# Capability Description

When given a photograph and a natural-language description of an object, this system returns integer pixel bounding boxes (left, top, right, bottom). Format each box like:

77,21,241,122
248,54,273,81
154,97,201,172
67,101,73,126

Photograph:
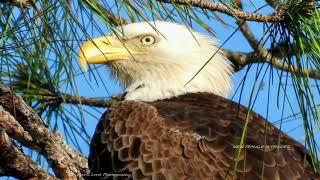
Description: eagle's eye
140,35,156,45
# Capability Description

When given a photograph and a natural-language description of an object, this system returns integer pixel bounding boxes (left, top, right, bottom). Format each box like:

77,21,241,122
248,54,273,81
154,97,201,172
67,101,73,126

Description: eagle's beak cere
78,35,141,71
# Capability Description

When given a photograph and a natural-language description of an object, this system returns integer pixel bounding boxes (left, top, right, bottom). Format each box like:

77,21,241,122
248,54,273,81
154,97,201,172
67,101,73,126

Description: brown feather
88,93,320,179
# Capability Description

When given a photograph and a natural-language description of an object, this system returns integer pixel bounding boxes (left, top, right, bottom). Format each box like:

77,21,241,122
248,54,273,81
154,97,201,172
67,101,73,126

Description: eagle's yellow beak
78,36,141,71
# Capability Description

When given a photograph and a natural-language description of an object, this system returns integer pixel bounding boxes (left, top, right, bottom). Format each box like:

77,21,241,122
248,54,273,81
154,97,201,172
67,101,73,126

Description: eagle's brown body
89,93,319,179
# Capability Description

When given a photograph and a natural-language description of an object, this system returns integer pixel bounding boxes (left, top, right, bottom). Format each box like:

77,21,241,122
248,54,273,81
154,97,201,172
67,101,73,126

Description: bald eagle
79,21,319,179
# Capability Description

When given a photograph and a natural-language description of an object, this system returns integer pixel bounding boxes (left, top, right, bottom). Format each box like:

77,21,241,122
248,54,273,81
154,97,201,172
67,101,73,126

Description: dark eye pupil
145,38,151,42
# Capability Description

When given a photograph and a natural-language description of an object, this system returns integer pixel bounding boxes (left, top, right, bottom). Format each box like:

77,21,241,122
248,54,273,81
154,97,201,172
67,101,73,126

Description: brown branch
0,105,89,179
234,1,266,60
223,0,315,75
157,0,284,22
39,93,121,108
0,81,89,179
62,94,119,107
0,129,56,179
0,106,34,147
234,1,260,50
226,1,320,79
226,50,320,79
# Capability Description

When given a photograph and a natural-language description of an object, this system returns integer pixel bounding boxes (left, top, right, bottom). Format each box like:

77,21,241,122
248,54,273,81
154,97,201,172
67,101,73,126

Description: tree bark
0,82,89,179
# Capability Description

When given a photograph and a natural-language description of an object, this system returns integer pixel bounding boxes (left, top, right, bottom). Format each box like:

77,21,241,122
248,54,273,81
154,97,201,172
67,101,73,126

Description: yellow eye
140,35,156,45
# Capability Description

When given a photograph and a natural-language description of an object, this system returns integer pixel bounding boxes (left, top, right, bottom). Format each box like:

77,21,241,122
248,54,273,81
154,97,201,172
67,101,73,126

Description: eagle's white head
79,21,233,101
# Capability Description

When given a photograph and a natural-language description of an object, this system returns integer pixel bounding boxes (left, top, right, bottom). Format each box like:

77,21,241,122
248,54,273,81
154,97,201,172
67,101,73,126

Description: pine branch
0,81,89,179
227,1,320,79
40,93,121,108
234,0,260,50
156,0,284,22
0,129,56,179
0,105,34,148
226,50,320,79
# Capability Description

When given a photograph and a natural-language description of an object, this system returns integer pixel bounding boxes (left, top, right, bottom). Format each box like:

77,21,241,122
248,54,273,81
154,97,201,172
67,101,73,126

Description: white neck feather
110,49,233,102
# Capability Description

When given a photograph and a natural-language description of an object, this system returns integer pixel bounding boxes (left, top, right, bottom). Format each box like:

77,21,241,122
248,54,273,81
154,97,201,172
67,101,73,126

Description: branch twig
157,0,284,22
226,50,320,79
41,93,119,108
